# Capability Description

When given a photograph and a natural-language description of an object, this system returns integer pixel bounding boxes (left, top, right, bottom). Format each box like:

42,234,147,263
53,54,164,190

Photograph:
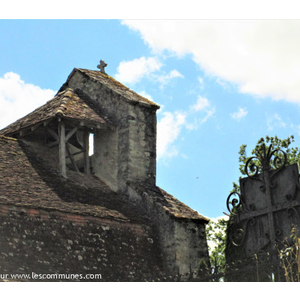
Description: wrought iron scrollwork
226,191,255,214
245,144,287,193
286,207,300,221
286,171,300,201
254,250,270,263
245,144,287,178
228,218,255,247
245,156,261,178
226,192,242,214
272,149,287,169
228,224,245,247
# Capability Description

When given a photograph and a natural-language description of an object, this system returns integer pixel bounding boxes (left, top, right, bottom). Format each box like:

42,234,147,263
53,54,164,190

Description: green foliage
278,226,300,282
206,218,228,273
232,135,300,192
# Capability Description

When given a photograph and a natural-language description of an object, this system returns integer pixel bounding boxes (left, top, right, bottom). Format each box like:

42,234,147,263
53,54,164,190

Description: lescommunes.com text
0,272,102,281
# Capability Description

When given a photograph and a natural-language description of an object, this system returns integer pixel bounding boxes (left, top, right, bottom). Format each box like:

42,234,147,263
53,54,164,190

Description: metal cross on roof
97,60,107,74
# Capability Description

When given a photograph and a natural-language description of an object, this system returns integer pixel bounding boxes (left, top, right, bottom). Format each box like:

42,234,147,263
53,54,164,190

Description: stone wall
66,71,157,192
127,103,157,186
0,204,163,281
173,219,208,273
127,185,210,275
92,128,119,191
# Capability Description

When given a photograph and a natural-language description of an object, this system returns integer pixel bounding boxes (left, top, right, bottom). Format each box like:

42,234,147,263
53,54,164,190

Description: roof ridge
75,68,160,108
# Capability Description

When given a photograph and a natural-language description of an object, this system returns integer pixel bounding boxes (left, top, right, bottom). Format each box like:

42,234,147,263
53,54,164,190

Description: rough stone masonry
0,65,210,281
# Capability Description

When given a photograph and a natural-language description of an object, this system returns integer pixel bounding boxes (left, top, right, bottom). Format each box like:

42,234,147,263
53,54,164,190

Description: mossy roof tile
0,88,113,136
0,136,145,223
128,182,209,222
0,136,207,223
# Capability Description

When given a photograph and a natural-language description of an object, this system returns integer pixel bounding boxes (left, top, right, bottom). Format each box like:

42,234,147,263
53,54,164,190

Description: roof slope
0,136,143,223
0,135,207,223
159,188,209,222
65,68,160,108
130,182,209,223
0,88,113,136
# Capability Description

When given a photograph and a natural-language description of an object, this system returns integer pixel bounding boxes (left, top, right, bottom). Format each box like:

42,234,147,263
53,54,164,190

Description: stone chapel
0,63,210,281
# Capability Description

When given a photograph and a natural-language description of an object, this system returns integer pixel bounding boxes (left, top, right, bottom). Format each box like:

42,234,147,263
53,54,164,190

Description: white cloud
190,96,209,112
156,69,184,87
201,107,215,124
157,96,214,159
115,56,162,84
122,20,300,103
137,90,155,103
266,113,286,130
169,69,183,78
230,107,248,121
157,111,187,159
186,108,215,131
198,77,204,89
0,72,56,130
187,96,215,130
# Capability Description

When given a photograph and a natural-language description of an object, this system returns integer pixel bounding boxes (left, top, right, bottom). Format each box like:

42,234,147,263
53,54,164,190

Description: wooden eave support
66,150,84,158
43,119,52,127
58,121,67,178
19,129,26,137
66,142,80,173
15,118,55,138
46,127,59,141
65,126,78,142
45,126,59,148
47,141,59,148
58,120,83,177
83,130,90,175
31,123,41,132
56,117,102,177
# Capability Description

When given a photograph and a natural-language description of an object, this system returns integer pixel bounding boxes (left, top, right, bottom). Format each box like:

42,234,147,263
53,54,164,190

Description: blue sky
1,19,300,219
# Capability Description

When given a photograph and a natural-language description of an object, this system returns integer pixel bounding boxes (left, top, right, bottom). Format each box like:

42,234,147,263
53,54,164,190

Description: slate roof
0,136,139,223
0,88,113,137
64,68,160,108
159,188,209,222
0,135,208,223
129,182,209,223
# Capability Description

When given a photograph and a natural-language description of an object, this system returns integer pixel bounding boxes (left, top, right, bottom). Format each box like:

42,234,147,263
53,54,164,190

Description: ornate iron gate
226,144,300,281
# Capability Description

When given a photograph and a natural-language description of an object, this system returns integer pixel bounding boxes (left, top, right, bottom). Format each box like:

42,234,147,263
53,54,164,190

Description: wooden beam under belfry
66,142,80,173
59,122,67,178
65,126,78,142
46,127,59,141
83,130,90,175
31,123,40,132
